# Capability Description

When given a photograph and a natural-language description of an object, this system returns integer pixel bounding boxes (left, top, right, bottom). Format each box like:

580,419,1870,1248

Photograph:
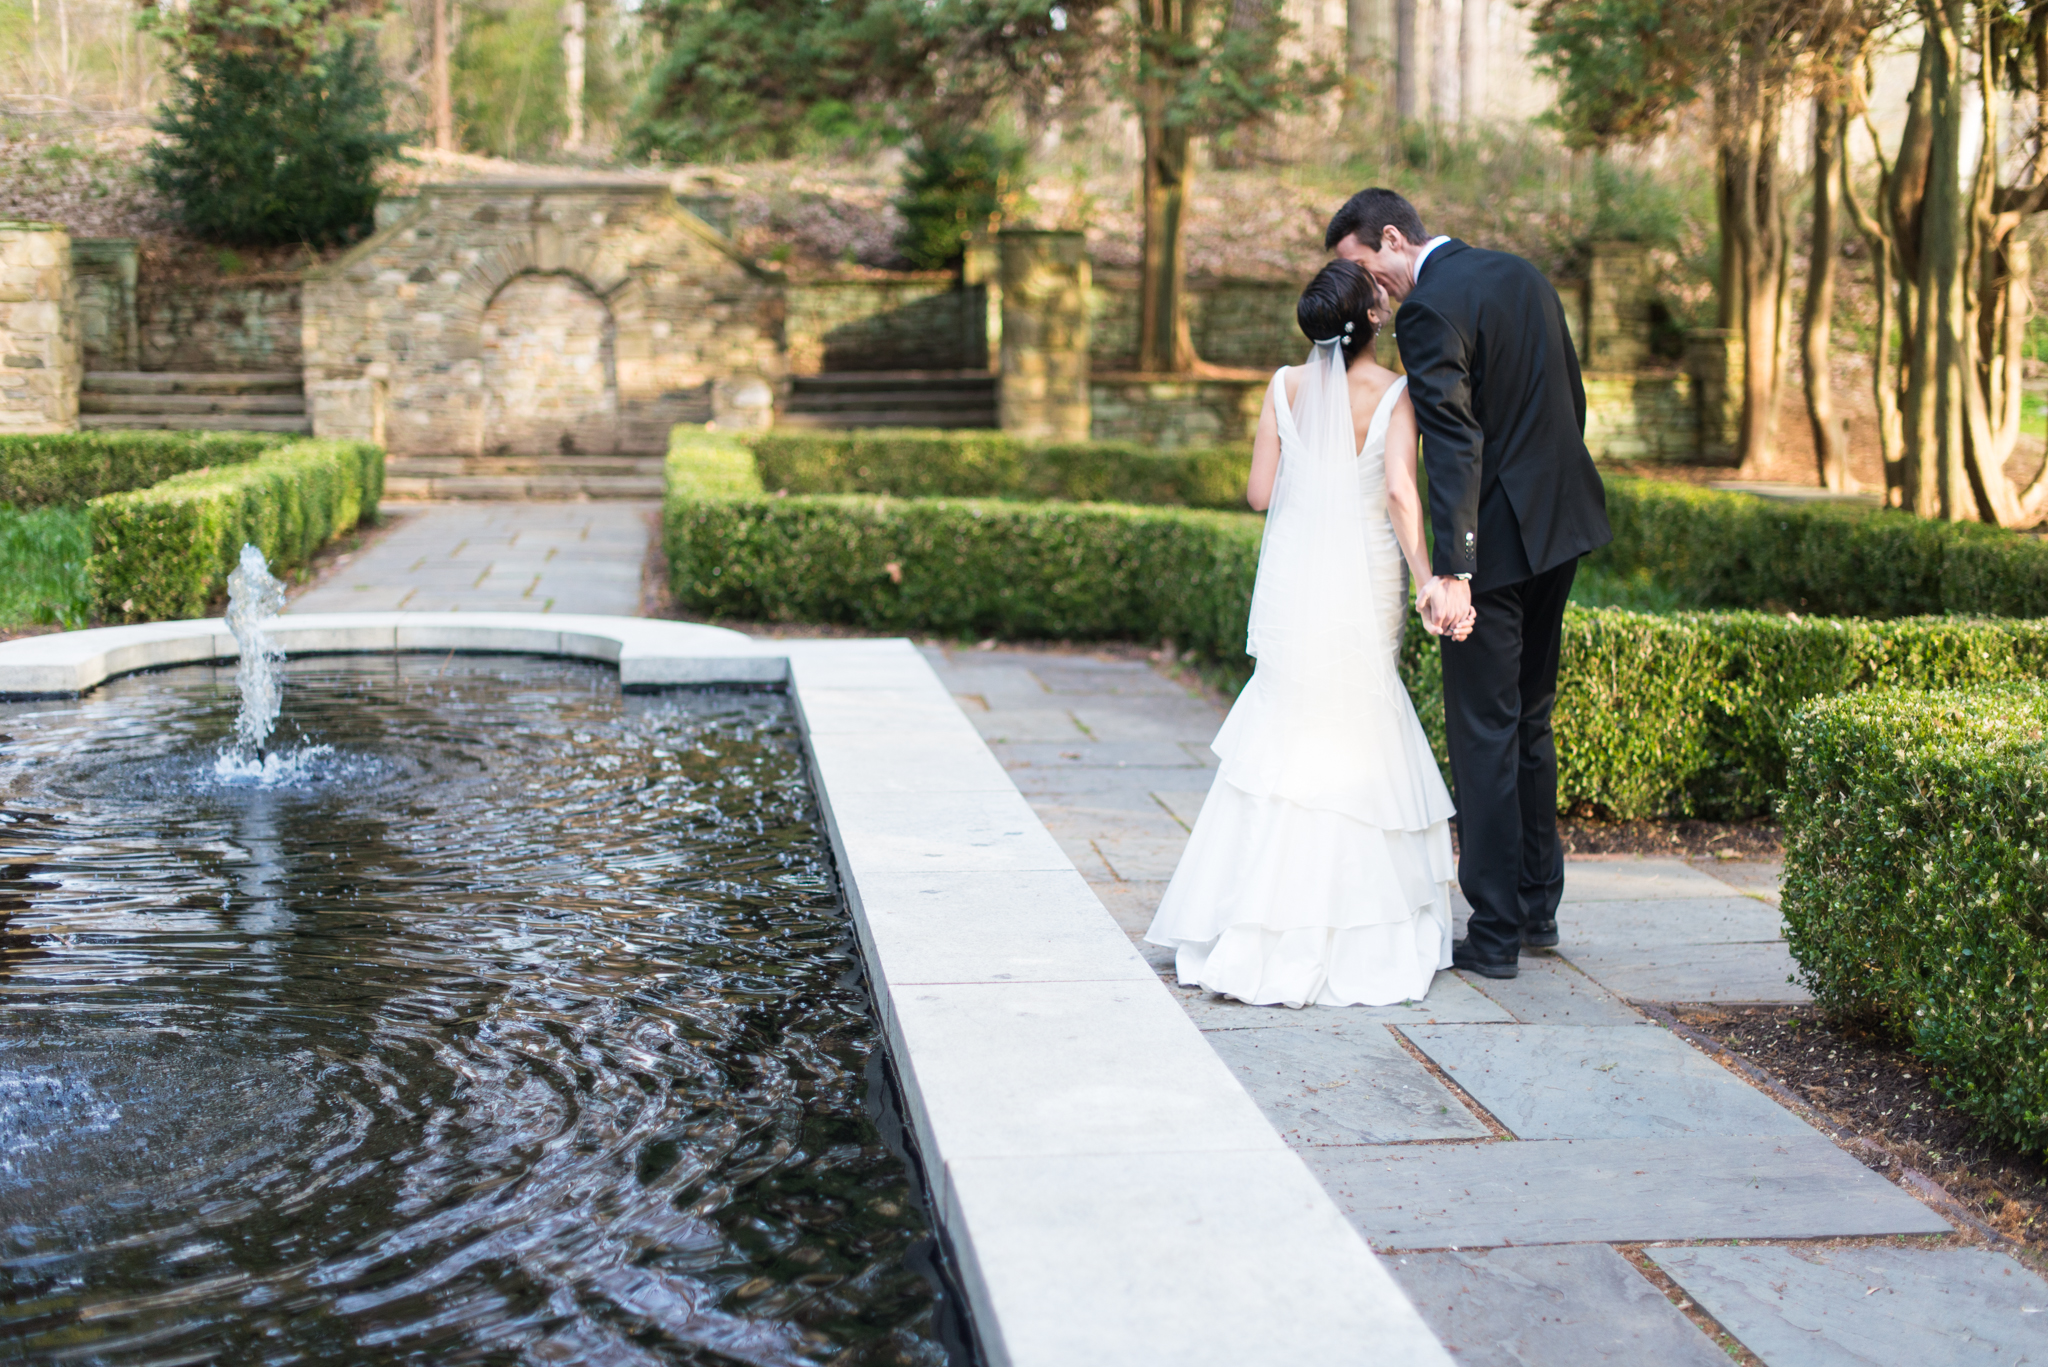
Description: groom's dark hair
1324,188,1427,252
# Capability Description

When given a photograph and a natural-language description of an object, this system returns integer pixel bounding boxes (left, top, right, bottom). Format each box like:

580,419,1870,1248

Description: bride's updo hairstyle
1297,259,1379,366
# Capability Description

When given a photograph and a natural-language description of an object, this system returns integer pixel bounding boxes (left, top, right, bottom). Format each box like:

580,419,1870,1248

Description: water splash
224,544,287,756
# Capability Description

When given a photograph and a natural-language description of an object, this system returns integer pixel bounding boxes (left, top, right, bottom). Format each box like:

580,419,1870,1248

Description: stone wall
72,237,137,371
1089,375,1264,448
303,180,782,456
0,222,79,434
1090,272,1302,374
784,275,990,374
139,278,303,372
1582,370,1697,463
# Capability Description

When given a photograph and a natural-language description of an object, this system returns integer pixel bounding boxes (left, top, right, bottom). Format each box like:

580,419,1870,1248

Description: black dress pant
1439,556,1577,965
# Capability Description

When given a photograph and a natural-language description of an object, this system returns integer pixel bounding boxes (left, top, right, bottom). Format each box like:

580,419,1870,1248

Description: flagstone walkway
290,502,654,616
921,642,2048,1367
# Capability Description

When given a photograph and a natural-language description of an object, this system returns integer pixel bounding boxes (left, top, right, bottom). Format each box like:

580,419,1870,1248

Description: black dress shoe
1522,918,1559,950
1451,938,1519,979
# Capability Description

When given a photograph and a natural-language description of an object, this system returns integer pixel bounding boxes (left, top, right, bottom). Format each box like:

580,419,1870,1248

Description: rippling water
0,657,957,1366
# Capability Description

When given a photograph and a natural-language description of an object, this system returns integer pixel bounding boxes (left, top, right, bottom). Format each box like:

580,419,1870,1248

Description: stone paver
1386,1244,1733,1367
1403,1022,1811,1140
290,501,654,615
1205,1023,1494,1145
920,643,1966,1367
1307,1134,1950,1249
1650,1245,2048,1366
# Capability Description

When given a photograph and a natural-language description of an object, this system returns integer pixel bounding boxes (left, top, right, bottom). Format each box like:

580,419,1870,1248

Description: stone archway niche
480,273,618,454
302,180,782,457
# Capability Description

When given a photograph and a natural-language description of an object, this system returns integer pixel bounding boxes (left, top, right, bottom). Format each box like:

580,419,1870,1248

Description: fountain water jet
225,544,287,754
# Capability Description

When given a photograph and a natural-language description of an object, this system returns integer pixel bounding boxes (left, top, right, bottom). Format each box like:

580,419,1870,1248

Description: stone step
84,371,304,396
788,369,998,394
776,408,1000,430
82,392,308,415
388,455,665,479
784,390,1001,414
383,473,665,501
79,413,315,434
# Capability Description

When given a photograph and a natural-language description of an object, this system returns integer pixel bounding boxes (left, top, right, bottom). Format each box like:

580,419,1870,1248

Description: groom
1327,188,1611,981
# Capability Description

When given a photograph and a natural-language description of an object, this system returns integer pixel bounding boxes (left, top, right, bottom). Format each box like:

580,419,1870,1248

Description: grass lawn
0,504,91,629
1568,559,1697,613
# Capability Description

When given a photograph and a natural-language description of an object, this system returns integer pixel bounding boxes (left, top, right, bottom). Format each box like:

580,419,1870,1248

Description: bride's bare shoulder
1349,362,1401,414
1278,364,1302,405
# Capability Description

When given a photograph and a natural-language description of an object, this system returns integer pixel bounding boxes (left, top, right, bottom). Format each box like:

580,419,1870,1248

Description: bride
1145,258,1473,1009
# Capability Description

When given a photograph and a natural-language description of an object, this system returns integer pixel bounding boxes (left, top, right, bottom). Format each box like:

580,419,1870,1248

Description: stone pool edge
0,613,1452,1367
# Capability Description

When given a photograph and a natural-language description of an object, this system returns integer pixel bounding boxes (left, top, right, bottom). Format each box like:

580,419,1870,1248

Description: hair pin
1344,321,1355,334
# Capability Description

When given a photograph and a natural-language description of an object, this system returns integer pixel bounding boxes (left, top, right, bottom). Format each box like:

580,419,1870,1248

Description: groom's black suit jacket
1394,240,1612,591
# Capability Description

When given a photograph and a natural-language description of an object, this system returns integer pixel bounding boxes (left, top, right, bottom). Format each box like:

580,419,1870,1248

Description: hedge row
88,439,384,621
0,430,293,507
747,428,1251,509
1781,683,2048,1153
1600,475,2048,618
668,431,2048,818
733,429,2048,618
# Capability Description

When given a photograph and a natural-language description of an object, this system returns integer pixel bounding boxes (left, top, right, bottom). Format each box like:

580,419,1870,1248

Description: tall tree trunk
1723,57,1788,478
1432,0,1458,123
1138,0,1200,374
1841,56,1908,504
1804,94,1851,491
562,0,586,149
1897,0,1971,519
431,0,453,152
1346,0,1392,138
1395,0,1420,122
1459,0,1485,126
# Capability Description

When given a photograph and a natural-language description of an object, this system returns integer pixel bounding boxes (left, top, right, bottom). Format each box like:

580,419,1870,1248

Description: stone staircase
383,455,666,501
777,370,999,430
80,372,312,434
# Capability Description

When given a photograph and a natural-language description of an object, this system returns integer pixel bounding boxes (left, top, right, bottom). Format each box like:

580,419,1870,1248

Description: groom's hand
1434,577,1472,631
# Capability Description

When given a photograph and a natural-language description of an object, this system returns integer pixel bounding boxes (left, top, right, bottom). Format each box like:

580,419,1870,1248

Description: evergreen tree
148,16,404,247
894,127,1027,269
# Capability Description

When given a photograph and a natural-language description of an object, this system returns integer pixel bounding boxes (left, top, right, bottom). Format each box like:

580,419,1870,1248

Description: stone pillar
0,221,79,435
1583,241,1652,373
998,229,1090,441
71,237,138,371
962,230,1001,373
1686,328,1743,465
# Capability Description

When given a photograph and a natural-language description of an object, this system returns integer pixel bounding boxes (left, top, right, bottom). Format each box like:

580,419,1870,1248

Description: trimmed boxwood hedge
667,430,2048,819
89,438,384,622
0,430,293,507
732,429,2048,618
748,428,1251,509
1781,683,2048,1153
1599,475,2048,618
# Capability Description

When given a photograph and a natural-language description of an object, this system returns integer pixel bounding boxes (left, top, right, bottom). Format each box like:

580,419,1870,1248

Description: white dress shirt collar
1412,235,1453,282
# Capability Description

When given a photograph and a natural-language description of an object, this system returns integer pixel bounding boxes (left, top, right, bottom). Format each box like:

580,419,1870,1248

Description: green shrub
88,439,384,621
671,429,2048,818
1780,683,2048,1154
0,504,92,628
148,34,402,247
745,429,1252,509
1598,476,2048,618
895,126,1026,269
0,431,292,507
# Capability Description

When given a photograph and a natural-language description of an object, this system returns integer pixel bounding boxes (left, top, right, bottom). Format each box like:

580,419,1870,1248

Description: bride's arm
1385,394,1474,640
1247,380,1282,511
1383,395,1434,590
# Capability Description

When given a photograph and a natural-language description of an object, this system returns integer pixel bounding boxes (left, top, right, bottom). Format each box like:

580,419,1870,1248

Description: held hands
1417,576,1477,641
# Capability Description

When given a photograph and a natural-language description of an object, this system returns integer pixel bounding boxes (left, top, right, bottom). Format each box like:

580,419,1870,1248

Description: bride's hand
1416,577,1445,634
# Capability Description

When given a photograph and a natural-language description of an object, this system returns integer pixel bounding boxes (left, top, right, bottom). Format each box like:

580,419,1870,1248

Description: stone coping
0,614,1450,1367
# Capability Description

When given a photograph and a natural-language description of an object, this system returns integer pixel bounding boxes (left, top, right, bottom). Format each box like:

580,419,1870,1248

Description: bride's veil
1245,337,1396,708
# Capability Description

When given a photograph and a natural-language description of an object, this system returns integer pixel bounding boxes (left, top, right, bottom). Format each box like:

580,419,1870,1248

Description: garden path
925,642,2048,1367
289,502,654,616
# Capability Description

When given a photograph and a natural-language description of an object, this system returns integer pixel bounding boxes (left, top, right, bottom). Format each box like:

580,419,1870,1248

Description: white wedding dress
1144,342,1457,1007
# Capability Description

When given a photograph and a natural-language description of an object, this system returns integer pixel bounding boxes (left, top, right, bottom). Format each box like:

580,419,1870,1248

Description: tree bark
1346,0,1392,137
1137,0,1200,374
1804,94,1851,491
562,0,586,150
1722,55,1788,478
431,0,453,152
1459,0,1486,126
1839,81,1906,502
1432,0,1458,123
1395,0,1420,122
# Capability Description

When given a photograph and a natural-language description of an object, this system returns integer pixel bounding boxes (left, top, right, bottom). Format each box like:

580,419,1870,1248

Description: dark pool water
0,656,955,1366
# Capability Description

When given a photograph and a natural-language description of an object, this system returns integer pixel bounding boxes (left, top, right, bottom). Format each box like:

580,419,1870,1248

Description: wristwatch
1453,573,1472,581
